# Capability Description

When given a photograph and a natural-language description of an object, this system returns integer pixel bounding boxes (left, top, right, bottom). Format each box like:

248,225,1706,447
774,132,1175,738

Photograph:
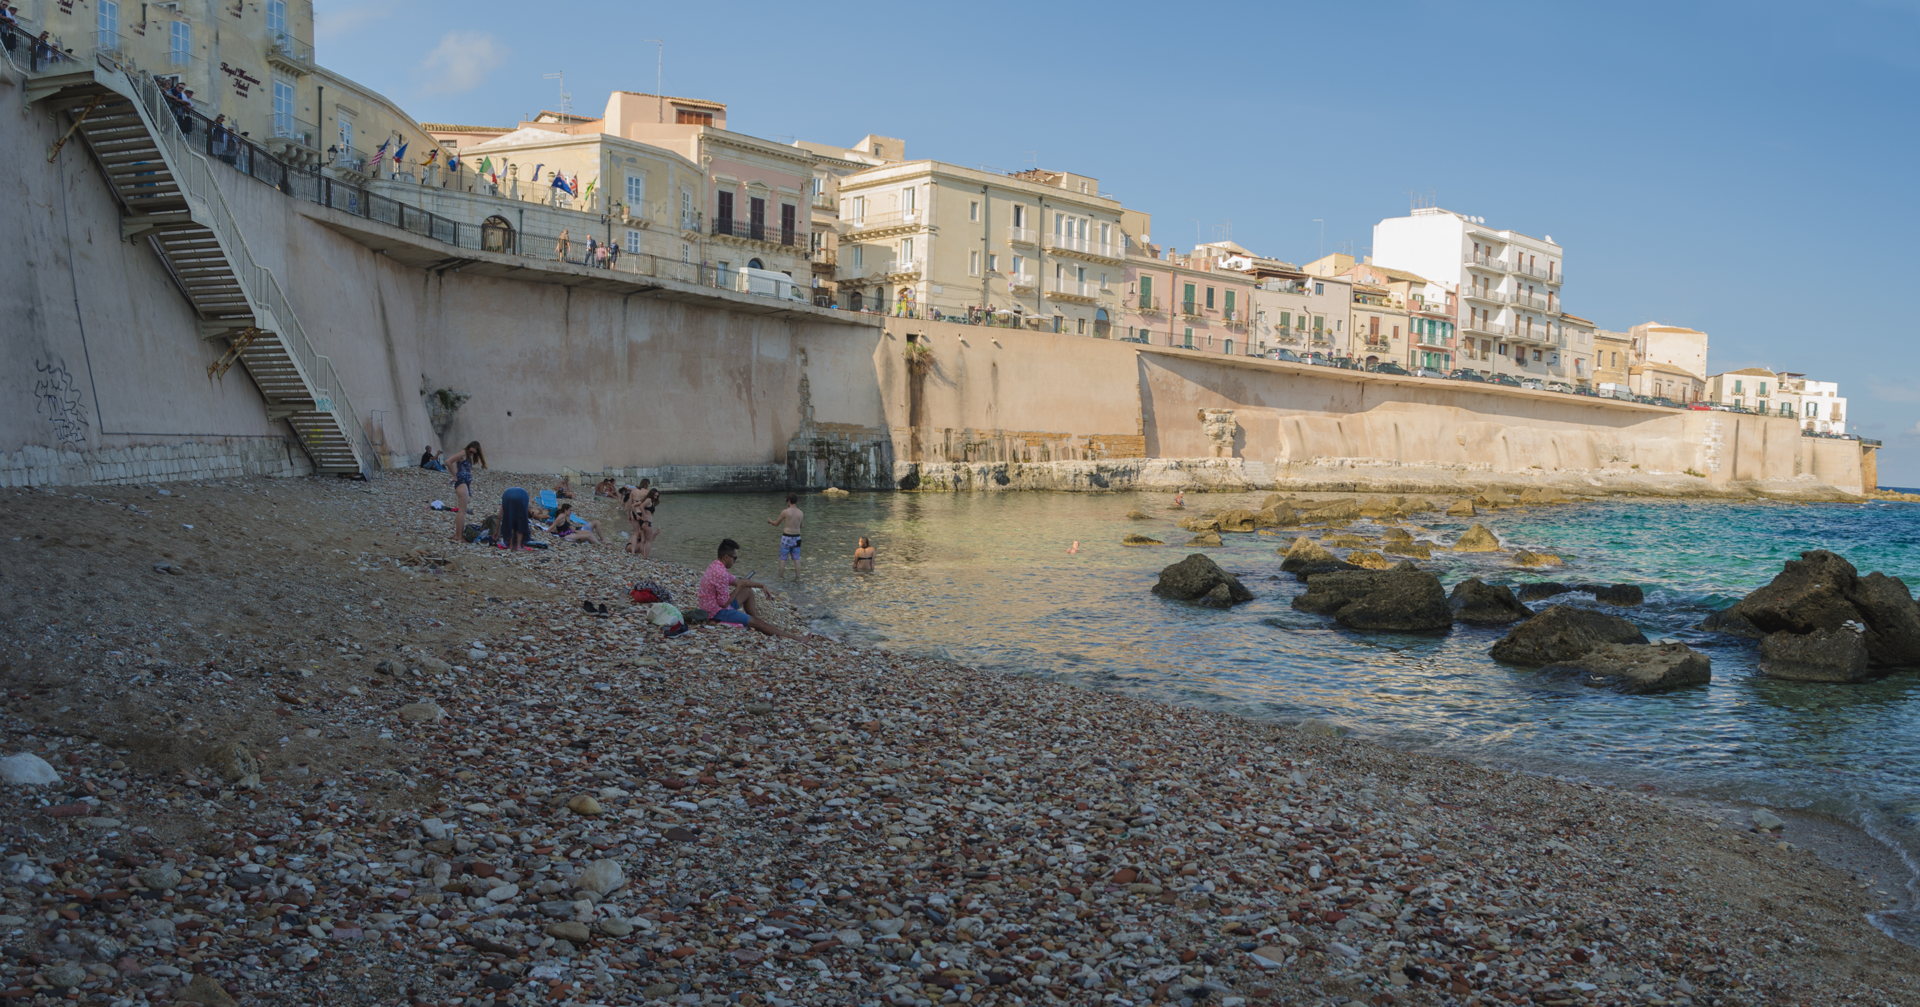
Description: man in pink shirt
697,538,804,639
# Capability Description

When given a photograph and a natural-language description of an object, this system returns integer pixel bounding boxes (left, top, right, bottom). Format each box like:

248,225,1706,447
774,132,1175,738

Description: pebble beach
1,470,1916,1006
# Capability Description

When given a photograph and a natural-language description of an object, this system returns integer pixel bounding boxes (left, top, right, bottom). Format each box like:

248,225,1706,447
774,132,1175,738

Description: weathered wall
0,72,310,486
0,65,1871,497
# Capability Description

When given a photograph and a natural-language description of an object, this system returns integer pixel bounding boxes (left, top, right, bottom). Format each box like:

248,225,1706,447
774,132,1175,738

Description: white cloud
313,4,390,43
419,31,508,96
1910,419,1920,436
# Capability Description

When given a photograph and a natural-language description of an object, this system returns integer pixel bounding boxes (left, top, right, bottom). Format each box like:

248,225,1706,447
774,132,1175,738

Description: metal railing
1508,290,1551,310
1048,279,1093,298
1463,321,1512,337
1134,295,1162,312
267,32,314,66
811,192,836,211
127,69,377,473
271,115,320,148
1180,300,1204,317
1,16,79,72
1517,262,1561,283
1463,286,1501,303
710,217,799,246
1006,225,1038,244
1008,271,1037,289
1468,254,1505,271
843,210,922,232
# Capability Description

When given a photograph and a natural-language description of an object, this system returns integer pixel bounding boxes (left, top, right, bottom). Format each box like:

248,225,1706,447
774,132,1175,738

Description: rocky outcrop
1489,605,1648,666
1215,509,1259,533
1760,627,1877,683
1581,584,1645,607
1152,554,1253,606
1543,642,1711,693
1448,579,1533,626
1346,550,1394,570
1516,582,1571,602
1280,537,1356,578
1452,524,1501,553
1178,515,1221,534
1122,534,1163,547
1257,505,1301,528
1702,551,1920,668
1293,569,1452,633
1511,549,1563,568
1446,498,1477,517
1385,541,1434,559
1187,531,1224,547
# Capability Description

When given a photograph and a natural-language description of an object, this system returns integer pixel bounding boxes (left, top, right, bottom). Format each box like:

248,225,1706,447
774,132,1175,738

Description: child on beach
852,537,876,572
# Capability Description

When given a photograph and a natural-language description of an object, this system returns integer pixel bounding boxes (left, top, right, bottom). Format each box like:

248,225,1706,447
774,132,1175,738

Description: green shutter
1225,291,1235,314
1279,311,1291,330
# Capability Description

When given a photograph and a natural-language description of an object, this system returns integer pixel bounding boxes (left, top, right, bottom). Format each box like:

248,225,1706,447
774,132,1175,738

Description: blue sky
314,0,1920,486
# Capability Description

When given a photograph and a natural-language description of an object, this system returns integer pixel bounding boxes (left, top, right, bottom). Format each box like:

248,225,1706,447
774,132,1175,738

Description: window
1138,275,1153,308
97,1,119,52
271,78,295,139
169,20,191,65
1313,282,1324,295
717,191,735,228
780,204,796,245
748,196,766,240
1076,266,1086,287
969,200,980,222
1100,222,1111,249
969,251,981,276
1182,283,1196,311
1312,315,1325,334
847,195,864,222
625,230,641,254
987,253,998,273
1076,318,1087,334
681,188,694,229
266,0,287,39
1224,290,1235,318
337,116,352,151
851,246,863,270
681,243,691,263
716,260,732,284
1012,254,1025,278
1182,327,1194,349
1278,310,1291,331
1759,382,1769,396
1733,379,1743,394
675,109,714,125
1012,205,1025,228
1205,287,1215,310
901,186,916,214
900,237,915,265
1052,315,1064,333
626,175,646,207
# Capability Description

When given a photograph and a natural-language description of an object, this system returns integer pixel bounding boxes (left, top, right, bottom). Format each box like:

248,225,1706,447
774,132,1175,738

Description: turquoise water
640,490,1920,940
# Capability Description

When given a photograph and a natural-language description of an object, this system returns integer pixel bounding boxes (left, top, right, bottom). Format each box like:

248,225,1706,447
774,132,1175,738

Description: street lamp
507,163,519,201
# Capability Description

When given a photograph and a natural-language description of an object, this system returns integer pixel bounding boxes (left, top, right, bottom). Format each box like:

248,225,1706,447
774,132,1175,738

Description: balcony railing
1180,300,1204,317
1049,279,1093,298
811,192,837,211
1008,271,1037,289
1463,287,1502,303
1007,225,1038,245
1134,295,1161,313
267,32,314,70
1517,262,1562,283
1363,338,1392,352
1463,320,1512,337
844,210,922,233
711,218,799,246
270,115,320,150
1468,254,1505,271
1508,290,1551,311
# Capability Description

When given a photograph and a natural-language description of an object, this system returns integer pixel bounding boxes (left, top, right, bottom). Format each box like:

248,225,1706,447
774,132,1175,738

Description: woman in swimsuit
551,503,603,545
852,537,876,572
637,487,662,559
621,483,653,556
447,441,486,542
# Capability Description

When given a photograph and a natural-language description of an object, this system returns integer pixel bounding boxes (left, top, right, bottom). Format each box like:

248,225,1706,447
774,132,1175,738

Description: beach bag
630,580,672,604
647,603,683,627
462,522,484,543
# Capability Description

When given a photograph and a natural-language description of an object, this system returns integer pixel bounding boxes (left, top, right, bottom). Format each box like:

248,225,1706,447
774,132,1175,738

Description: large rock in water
1215,509,1259,533
1516,582,1572,602
1703,551,1920,668
1489,605,1647,666
1448,579,1533,626
1760,627,1876,683
1152,554,1253,606
1543,642,1711,694
1452,524,1501,552
1580,584,1645,607
1280,537,1357,578
1293,569,1452,632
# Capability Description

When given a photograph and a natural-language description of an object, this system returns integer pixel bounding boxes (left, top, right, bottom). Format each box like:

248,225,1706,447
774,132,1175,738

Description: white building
1705,369,1847,434
1371,208,1569,380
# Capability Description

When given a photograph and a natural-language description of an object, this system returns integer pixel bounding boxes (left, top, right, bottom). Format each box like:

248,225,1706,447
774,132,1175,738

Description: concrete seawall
0,75,1870,496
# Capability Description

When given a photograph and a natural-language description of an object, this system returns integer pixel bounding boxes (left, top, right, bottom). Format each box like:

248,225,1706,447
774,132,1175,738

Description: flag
393,139,409,163
447,153,461,173
532,163,545,182
582,176,597,204
551,173,576,196
477,155,494,183
363,139,389,173
420,148,438,166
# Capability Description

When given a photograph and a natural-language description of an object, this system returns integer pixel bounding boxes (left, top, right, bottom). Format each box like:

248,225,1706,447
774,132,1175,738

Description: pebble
397,701,445,723
1752,809,1787,832
0,752,59,786
577,858,625,895
566,794,605,816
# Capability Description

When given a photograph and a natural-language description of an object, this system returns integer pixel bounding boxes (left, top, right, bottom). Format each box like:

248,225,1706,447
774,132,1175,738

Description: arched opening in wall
1093,308,1111,339
480,216,516,254
848,290,864,312
747,258,764,269
1366,355,1380,367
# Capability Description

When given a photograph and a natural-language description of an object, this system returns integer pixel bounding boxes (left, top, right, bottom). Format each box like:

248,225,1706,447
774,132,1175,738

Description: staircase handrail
122,66,377,476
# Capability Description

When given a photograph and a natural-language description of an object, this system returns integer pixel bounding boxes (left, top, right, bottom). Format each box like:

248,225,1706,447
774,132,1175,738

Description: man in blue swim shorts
768,494,805,579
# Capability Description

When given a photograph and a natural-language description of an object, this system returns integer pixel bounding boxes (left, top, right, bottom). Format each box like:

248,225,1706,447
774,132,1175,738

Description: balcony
1045,233,1126,261
1508,290,1551,311
1517,262,1562,283
1353,294,1399,308
1134,295,1162,314
1007,225,1038,245
810,248,837,271
1048,279,1096,302
1468,253,1506,272
811,192,837,211
267,32,315,75
265,116,321,164
1463,320,1512,338
889,258,921,277
843,211,924,237
1180,300,1205,318
1009,271,1037,292
711,218,800,247
1463,287,1502,305
1363,338,1392,352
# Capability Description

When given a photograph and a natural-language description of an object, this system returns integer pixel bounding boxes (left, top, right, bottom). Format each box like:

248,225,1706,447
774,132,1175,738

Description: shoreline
1,470,1916,1004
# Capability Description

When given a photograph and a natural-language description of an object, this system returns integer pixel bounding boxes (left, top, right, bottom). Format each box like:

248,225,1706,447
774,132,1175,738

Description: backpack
630,580,672,605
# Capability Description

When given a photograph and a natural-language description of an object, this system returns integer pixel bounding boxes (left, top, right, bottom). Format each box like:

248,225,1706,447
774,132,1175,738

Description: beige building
1630,323,1710,382
1594,329,1633,387
1558,313,1598,388
1629,363,1705,403
12,0,435,174
792,136,900,305
832,161,1128,331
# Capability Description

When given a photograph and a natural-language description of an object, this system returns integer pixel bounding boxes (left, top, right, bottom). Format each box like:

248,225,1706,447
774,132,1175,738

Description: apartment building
429,92,814,279
833,161,1127,332
792,135,901,305
12,0,433,173
1371,208,1568,380
1558,313,1597,387
1708,369,1848,432
1198,245,1352,356
1594,330,1633,386
1307,257,1455,370
1629,363,1705,403
1122,244,1258,353
1629,322,1710,382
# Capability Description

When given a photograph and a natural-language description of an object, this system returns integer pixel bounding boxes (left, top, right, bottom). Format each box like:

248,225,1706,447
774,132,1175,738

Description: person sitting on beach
419,445,445,471
697,538,803,640
768,494,804,578
594,477,618,498
852,537,876,572
553,477,574,500
549,503,602,545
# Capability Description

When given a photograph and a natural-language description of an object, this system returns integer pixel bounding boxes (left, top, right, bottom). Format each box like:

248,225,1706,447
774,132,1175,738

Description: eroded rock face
1280,537,1357,579
1452,524,1501,553
1703,551,1920,668
1293,570,1451,633
1516,582,1572,602
1542,642,1711,694
1216,510,1259,533
1760,627,1876,683
1581,584,1645,607
1152,554,1253,606
1448,579,1533,626
1489,605,1647,666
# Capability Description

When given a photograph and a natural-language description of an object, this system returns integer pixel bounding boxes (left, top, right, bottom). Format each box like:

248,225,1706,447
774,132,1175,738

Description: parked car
1413,367,1447,379
1545,381,1573,393
1448,369,1487,382
1648,397,1681,409
1266,348,1302,362
1688,402,1711,411
1488,374,1523,387
1369,361,1411,376
1596,382,1635,400
735,266,808,304
1519,378,1546,390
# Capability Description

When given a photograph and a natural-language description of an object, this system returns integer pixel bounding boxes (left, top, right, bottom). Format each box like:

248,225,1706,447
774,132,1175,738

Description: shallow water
640,490,1920,942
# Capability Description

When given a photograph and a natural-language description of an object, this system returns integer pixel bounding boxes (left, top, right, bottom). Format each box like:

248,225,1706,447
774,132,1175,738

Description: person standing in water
852,537,876,572
769,494,804,578
447,441,486,542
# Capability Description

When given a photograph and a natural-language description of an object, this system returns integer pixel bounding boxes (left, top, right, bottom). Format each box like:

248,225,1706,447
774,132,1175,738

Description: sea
641,489,1920,944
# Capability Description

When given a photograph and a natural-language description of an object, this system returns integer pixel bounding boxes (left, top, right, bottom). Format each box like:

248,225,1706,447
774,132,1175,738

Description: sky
313,0,1920,486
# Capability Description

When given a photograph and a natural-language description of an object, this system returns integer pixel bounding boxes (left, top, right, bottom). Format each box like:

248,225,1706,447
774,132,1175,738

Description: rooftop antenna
637,40,664,122
542,72,571,116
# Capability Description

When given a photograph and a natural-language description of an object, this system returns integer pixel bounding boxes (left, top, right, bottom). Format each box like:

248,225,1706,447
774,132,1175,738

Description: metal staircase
21,60,374,476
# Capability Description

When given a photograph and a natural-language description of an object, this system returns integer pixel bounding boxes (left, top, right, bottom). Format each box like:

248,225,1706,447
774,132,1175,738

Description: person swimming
852,536,876,572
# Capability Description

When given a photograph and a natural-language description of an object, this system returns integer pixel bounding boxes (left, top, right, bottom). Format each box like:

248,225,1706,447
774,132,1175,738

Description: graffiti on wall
34,358,90,447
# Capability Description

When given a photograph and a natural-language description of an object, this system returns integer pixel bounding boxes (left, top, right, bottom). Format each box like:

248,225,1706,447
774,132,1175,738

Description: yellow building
831,159,1128,331
1594,329,1633,387
13,0,435,173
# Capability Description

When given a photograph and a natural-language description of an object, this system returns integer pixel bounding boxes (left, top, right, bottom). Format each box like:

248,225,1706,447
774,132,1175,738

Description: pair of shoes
581,601,611,616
